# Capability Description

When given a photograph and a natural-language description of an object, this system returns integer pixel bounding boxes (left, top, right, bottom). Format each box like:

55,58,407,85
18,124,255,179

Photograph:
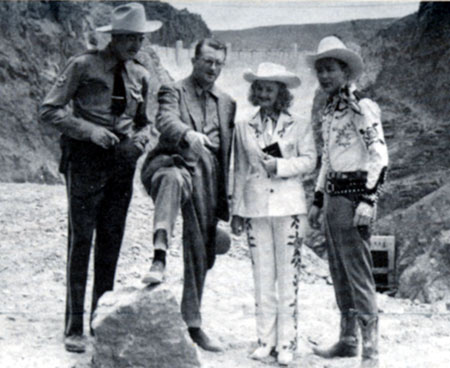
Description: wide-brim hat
306,36,364,81
243,62,301,88
96,2,162,34
215,228,231,255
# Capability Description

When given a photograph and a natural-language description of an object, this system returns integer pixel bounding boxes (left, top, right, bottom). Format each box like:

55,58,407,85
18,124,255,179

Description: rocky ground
1,181,450,368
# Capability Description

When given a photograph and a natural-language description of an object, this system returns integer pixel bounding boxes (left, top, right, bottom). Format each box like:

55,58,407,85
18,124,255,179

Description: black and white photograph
0,1,449,367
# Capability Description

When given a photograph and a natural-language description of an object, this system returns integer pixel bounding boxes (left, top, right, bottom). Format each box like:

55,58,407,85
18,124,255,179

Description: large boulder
376,184,450,303
92,285,201,368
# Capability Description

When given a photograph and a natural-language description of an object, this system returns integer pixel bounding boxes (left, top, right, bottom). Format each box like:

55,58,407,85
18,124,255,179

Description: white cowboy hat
306,36,364,81
96,2,162,34
243,62,301,88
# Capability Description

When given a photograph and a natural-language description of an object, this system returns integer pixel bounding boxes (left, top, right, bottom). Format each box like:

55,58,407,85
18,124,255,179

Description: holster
59,135,71,174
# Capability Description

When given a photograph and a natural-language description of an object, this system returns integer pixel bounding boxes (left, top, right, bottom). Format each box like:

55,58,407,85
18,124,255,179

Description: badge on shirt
56,74,68,87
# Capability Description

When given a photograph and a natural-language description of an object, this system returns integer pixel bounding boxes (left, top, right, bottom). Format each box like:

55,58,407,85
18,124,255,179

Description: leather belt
326,171,368,195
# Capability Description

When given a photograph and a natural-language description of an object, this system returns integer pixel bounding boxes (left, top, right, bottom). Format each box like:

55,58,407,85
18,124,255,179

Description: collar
249,109,294,138
101,43,129,71
260,109,280,124
250,108,290,126
191,76,219,99
324,84,361,115
247,107,292,121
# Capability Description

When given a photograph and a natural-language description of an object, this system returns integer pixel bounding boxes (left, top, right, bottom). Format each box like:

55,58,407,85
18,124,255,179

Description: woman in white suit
231,62,317,365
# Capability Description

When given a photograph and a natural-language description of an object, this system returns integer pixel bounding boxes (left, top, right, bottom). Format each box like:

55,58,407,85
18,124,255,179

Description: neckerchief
323,85,362,117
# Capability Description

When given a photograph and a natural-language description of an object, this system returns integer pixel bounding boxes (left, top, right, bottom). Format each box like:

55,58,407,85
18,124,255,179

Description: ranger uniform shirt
40,44,153,141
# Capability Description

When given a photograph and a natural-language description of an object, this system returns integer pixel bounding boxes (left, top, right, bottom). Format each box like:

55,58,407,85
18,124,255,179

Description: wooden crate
370,235,396,292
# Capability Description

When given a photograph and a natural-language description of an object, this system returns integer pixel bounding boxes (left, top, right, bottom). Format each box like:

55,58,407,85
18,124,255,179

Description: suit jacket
141,75,236,221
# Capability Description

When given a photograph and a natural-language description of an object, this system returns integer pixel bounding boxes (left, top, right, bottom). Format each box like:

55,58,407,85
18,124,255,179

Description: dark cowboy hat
215,228,231,255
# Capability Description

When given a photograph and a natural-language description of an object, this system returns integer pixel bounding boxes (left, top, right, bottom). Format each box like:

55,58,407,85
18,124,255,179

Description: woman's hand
262,155,277,175
231,215,245,236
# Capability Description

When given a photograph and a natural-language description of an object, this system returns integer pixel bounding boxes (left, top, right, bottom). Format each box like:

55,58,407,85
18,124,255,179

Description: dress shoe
250,344,275,360
188,328,223,352
64,335,87,353
142,260,165,285
277,349,294,366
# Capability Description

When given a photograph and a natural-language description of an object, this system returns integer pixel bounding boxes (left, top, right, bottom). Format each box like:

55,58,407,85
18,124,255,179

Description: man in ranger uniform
40,3,161,353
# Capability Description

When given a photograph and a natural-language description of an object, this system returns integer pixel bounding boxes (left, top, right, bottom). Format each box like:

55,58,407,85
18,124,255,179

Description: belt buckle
326,181,335,194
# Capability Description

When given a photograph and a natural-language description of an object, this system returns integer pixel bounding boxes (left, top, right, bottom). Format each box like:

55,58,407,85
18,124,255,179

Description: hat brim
243,71,301,88
306,48,364,81
96,20,162,34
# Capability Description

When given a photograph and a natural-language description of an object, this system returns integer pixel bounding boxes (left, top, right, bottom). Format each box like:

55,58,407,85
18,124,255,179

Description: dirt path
1,183,450,368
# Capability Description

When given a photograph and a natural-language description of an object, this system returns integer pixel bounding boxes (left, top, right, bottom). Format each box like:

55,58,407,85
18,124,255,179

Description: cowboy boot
313,309,359,358
359,316,379,368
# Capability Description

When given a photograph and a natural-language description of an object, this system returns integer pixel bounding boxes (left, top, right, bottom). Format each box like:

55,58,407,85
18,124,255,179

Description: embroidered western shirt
315,87,388,199
40,44,153,141
232,109,317,217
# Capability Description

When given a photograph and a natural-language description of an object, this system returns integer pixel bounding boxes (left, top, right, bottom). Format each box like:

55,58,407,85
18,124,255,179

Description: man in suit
141,38,236,352
39,3,161,353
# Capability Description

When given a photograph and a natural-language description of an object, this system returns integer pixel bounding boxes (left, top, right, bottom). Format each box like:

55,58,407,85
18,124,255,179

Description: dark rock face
376,184,450,303
144,2,211,47
95,1,211,47
365,2,450,302
363,2,450,120
0,1,208,183
92,286,201,368
359,2,450,215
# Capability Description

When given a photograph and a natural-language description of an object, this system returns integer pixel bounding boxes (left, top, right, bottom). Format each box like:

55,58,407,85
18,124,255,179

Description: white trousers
245,215,306,353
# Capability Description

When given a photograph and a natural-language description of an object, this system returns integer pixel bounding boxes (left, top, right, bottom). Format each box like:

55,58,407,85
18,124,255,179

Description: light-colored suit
231,108,316,353
141,75,236,327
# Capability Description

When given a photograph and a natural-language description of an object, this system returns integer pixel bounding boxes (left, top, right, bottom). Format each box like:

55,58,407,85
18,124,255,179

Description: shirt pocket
126,87,144,117
77,78,110,108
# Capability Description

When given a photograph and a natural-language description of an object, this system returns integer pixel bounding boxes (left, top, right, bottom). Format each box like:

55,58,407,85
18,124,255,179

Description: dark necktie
111,61,127,116
200,90,208,121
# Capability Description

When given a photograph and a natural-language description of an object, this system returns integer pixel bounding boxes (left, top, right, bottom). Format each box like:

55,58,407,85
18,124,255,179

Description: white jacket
232,109,317,217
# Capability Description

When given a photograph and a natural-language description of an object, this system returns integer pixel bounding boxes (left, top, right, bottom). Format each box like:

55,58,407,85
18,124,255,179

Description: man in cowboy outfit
307,36,388,367
140,38,236,352
40,3,162,353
